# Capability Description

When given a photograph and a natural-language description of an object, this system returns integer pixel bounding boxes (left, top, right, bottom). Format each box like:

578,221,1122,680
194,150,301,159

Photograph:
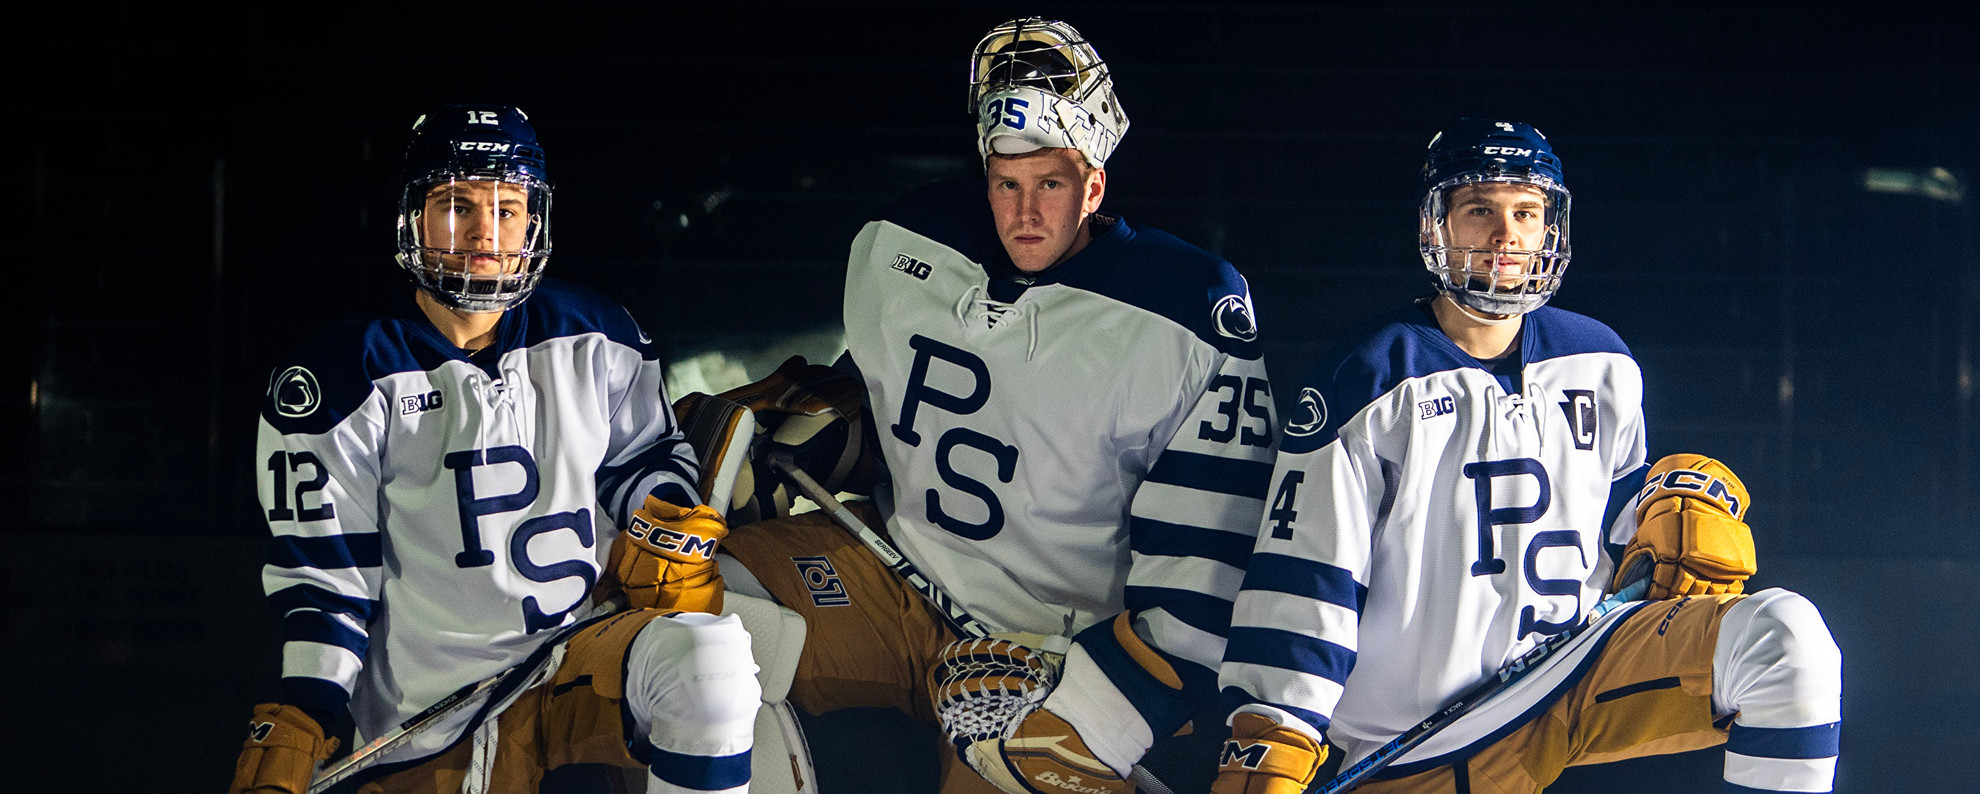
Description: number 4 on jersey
1267,471,1304,539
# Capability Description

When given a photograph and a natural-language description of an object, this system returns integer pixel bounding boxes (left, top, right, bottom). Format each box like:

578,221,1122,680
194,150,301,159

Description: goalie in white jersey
713,18,1275,794
229,104,759,794
1213,119,1842,794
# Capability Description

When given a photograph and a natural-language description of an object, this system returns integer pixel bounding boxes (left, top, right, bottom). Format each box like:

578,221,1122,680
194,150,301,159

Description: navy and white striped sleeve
1218,361,1381,740
1113,343,1277,706
257,359,389,719
593,326,701,523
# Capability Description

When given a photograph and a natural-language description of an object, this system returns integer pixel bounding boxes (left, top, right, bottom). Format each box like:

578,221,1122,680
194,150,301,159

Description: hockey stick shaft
767,456,1176,794
1317,575,1651,794
307,598,622,792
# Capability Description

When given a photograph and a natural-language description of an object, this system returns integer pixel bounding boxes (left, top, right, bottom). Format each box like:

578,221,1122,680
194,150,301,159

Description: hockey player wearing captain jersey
1212,119,1843,794
706,17,1276,794
229,104,760,794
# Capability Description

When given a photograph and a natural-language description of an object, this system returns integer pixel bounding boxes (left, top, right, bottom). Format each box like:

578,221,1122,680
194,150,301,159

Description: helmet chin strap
1443,292,1524,326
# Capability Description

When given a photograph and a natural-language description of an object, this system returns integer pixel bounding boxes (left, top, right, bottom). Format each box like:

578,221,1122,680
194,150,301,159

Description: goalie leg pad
706,356,879,525
673,392,759,517
718,505,956,721
721,591,809,704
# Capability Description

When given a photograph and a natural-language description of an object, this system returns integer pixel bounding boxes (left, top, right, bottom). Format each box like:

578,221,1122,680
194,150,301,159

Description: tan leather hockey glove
604,496,729,614
929,636,1130,794
1212,712,1328,794
228,703,338,794
1613,453,1757,600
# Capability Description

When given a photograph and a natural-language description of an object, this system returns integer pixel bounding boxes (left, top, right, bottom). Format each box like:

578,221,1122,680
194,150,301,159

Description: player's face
987,148,1106,273
417,180,533,275
1442,182,1552,290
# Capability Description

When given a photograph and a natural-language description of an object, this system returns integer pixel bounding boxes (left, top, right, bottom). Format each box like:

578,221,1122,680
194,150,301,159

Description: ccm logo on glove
624,515,719,559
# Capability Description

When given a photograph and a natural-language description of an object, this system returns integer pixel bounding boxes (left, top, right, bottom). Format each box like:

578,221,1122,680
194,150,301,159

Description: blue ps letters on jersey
892,334,1019,540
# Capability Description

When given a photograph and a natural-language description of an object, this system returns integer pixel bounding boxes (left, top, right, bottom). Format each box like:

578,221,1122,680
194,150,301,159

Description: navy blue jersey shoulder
1052,219,1262,359
884,178,1259,358
1279,305,1472,455
514,278,657,360
260,313,451,436
1521,305,1632,364
883,178,1003,266
261,279,652,436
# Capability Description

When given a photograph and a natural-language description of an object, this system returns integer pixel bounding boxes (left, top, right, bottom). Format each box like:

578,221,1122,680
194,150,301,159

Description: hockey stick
307,598,622,792
1316,565,1653,794
767,455,1176,794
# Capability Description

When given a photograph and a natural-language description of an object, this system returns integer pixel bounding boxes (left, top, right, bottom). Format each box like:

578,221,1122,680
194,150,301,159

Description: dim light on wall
1864,167,1965,203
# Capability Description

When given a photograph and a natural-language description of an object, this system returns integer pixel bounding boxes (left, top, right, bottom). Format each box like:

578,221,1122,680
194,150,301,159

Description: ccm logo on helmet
456,141,512,153
1481,146,1534,157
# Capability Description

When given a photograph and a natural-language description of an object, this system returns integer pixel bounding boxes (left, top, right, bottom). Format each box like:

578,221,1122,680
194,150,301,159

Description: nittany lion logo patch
1213,293,1258,342
1284,387,1328,437
272,366,321,418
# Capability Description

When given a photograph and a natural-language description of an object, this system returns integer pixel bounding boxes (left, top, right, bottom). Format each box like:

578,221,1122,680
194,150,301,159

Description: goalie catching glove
1211,711,1327,794
228,703,338,794
930,637,1129,794
1613,453,1757,600
602,495,729,613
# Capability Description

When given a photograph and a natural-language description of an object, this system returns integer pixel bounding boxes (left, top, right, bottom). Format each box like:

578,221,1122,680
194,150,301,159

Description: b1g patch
891,253,932,280
792,555,850,607
1417,394,1456,420
400,389,445,416
1558,389,1598,450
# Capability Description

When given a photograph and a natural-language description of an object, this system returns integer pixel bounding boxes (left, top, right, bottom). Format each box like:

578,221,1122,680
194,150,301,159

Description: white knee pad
722,593,814,794
626,612,762,792
1712,588,1843,726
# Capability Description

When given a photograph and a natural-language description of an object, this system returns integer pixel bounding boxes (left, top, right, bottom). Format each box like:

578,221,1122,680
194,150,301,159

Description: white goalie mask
1418,119,1572,318
969,18,1128,169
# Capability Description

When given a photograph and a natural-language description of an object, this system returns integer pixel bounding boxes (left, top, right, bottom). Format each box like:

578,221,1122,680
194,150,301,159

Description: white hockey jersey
255,279,697,763
844,179,1276,730
1219,298,1647,766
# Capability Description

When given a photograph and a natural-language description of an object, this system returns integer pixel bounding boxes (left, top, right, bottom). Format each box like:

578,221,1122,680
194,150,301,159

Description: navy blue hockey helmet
1418,118,1572,317
394,103,553,313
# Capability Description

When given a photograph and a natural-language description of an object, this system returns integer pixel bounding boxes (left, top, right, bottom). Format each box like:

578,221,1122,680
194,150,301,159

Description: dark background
6,2,1974,791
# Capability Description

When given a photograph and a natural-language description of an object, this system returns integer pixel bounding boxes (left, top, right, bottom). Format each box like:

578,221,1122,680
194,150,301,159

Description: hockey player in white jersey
712,18,1275,794
229,103,759,794
1212,119,1842,794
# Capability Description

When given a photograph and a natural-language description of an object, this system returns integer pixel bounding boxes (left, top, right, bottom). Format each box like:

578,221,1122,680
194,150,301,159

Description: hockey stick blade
766,455,1175,794
1317,576,1652,794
